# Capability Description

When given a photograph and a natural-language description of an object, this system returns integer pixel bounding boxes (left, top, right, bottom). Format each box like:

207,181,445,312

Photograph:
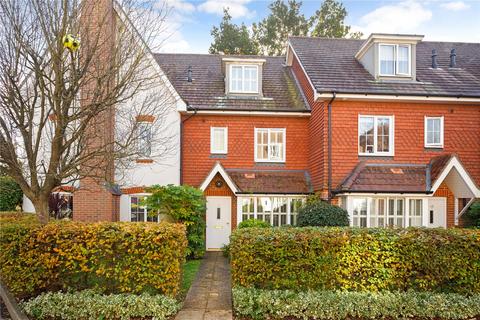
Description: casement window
137,122,152,158
229,65,259,93
210,127,228,154
408,199,423,227
358,116,394,156
130,196,159,222
350,197,424,228
424,116,444,148
239,196,305,227
379,44,411,76
255,128,286,162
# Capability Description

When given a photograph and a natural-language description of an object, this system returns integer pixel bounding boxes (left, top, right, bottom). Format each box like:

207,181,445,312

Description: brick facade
182,114,310,187
433,182,455,228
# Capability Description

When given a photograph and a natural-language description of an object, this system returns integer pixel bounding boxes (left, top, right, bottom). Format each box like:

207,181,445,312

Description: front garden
230,198,480,320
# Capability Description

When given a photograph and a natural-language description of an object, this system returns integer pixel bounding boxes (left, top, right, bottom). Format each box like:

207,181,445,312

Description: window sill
255,162,286,167
424,146,444,152
136,159,153,164
358,155,394,160
210,154,227,159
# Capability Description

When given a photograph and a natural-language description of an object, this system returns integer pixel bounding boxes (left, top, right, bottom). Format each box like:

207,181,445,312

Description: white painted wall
22,195,35,213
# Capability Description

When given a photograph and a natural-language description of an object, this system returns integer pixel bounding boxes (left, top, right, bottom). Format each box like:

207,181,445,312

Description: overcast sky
155,0,480,53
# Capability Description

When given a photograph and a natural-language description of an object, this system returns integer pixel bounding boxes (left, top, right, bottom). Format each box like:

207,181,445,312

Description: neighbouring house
21,0,480,250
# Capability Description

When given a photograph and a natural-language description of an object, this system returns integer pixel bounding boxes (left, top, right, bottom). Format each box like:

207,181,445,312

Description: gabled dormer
355,33,424,81
222,57,266,97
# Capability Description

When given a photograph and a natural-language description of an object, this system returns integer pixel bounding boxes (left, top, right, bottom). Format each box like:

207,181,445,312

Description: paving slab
175,252,232,320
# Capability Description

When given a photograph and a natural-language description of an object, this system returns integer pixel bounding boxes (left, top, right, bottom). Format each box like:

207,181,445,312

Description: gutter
180,103,196,185
332,190,434,195
327,92,336,203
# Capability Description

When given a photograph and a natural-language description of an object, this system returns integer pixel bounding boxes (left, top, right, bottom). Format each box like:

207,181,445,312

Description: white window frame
137,122,152,158
229,64,259,94
254,128,286,163
210,127,228,154
237,196,306,227
130,194,160,223
358,115,394,156
378,44,411,77
424,116,444,148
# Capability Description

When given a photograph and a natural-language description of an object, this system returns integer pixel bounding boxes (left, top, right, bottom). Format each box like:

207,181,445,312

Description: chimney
187,66,192,82
450,48,457,68
431,49,438,68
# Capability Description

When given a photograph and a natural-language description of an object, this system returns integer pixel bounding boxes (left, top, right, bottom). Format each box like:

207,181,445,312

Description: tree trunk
33,197,50,224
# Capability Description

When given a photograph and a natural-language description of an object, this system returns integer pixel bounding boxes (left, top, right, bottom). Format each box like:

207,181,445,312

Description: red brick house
154,34,480,249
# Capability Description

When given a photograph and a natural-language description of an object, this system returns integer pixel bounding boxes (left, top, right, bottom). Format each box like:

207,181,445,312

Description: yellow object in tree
62,34,80,52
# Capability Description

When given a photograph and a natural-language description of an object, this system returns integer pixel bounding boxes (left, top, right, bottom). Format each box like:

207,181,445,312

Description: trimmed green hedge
21,290,180,320
0,176,23,211
238,218,271,229
230,227,480,293
297,198,349,227
233,287,480,320
0,219,187,298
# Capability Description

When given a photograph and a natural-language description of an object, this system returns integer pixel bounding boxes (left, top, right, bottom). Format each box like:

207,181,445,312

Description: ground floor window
348,196,425,228
238,196,305,226
130,196,159,222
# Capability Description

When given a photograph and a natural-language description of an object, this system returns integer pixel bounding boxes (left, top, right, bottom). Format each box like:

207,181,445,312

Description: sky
156,0,480,54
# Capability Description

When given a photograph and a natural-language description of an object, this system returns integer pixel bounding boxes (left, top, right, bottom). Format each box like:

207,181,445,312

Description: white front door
206,196,231,250
427,197,447,228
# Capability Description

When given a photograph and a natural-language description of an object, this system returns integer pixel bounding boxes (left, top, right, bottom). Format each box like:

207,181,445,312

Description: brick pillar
74,0,118,221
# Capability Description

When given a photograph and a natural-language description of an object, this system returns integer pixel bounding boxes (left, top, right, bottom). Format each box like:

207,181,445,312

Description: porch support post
454,197,459,226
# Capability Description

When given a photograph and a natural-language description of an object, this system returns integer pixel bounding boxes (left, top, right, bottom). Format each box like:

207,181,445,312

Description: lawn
180,259,202,299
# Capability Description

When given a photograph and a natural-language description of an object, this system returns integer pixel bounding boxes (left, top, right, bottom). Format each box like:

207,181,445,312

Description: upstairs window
210,127,228,154
358,115,394,156
137,122,152,158
424,116,444,148
255,128,285,162
379,44,411,76
230,65,258,93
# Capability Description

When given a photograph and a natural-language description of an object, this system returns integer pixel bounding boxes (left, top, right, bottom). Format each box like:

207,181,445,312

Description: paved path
175,252,232,320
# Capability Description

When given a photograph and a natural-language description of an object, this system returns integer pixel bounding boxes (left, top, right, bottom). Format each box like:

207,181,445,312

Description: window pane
138,123,152,157
359,117,374,153
426,118,441,145
376,118,390,152
244,66,258,92
352,198,367,227
231,66,243,92
212,128,226,153
397,46,409,74
380,45,395,75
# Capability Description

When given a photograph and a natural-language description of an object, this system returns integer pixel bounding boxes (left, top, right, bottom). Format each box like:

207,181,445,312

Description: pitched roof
225,169,313,194
337,163,428,193
153,53,308,111
289,37,480,97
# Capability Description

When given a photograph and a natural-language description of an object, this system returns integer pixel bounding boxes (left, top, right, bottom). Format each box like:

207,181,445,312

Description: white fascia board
355,33,424,60
339,192,431,197
237,193,309,197
316,92,480,104
199,162,239,193
221,57,266,64
430,156,480,197
286,42,319,101
112,2,186,111
183,110,310,117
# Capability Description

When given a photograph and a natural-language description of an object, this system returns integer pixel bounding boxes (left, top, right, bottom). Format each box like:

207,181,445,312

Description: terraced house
23,25,480,250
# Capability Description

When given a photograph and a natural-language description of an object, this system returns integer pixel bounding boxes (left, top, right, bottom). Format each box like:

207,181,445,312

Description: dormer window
229,65,259,93
379,44,411,76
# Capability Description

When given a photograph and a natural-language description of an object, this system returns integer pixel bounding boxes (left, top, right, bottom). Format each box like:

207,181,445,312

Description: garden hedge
230,227,480,293
233,287,480,320
21,290,180,320
0,217,187,298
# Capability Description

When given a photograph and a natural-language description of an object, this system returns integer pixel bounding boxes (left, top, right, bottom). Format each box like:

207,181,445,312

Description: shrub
230,227,480,293
21,290,180,320
0,176,23,211
238,218,271,229
0,221,187,298
144,184,206,258
233,287,480,320
464,201,480,227
297,197,349,227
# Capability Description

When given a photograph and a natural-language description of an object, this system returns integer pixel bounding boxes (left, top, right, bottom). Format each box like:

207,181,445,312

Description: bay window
238,196,305,226
255,128,286,162
379,44,411,76
408,199,423,227
358,115,394,156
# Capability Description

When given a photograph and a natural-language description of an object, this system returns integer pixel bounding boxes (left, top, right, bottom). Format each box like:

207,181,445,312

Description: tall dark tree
209,9,258,55
252,0,310,56
311,0,362,39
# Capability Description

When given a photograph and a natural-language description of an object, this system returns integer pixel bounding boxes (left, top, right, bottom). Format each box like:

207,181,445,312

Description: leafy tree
464,201,480,227
209,9,258,55
311,0,362,39
0,176,23,211
252,0,310,56
144,185,206,258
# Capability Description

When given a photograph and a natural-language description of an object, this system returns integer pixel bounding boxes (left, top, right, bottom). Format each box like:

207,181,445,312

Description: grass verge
179,259,202,300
